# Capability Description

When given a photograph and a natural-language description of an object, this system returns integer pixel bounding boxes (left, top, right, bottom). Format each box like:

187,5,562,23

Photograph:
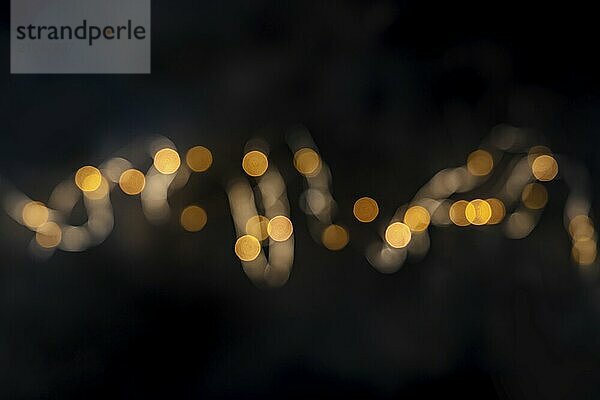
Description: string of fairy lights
2,124,597,287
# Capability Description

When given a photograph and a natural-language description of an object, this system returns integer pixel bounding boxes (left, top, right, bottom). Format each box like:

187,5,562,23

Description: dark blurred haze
1,1,600,398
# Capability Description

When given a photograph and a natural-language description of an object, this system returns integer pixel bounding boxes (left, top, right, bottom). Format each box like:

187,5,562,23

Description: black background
1,1,600,398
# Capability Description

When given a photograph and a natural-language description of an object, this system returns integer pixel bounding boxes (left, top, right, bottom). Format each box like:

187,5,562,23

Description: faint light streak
522,183,548,209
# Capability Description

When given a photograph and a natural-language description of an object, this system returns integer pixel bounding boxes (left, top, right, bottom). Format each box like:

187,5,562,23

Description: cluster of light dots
12,137,597,272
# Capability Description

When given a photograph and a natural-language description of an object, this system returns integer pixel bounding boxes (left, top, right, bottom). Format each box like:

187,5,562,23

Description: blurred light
293,148,321,177
449,200,470,226
531,155,558,182
467,150,493,176
505,211,535,239
234,234,261,261
486,198,506,225
527,145,552,165
245,215,269,241
119,169,146,195
267,215,293,242
75,166,102,192
186,146,213,172
153,148,181,174
242,150,268,177
353,196,379,223
321,224,349,250
35,221,62,248
180,205,208,232
102,157,132,183
522,183,548,209
22,201,49,229
465,199,492,225
385,222,412,248
572,239,597,266
84,176,109,200
404,205,430,232
60,226,90,252
569,215,595,241
431,200,452,226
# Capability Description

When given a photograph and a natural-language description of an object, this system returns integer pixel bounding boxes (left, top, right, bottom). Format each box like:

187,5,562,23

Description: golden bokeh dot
385,222,412,249
234,234,261,262
467,149,494,176
186,146,213,172
180,205,208,232
245,215,270,241
35,221,62,248
521,183,548,210
293,148,321,177
465,199,492,225
353,197,379,223
449,200,470,226
569,215,595,241
486,198,506,225
75,166,102,192
242,150,269,177
22,201,49,229
321,224,349,251
154,148,181,174
267,215,293,242
119,169,146,195
531,155,558,182
572,239,597,266
404,205,431,232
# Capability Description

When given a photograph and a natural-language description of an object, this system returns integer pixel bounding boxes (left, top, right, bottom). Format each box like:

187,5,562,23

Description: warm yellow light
154,148,181,174
245,215,269,241
293,148,321,177
572,239,597,266
75,166,102,192
242,150,268,177
385,222,412,248
353,197,379,223
467,149,493,176
234,234,261,262
449,200,470,226
180,205,208,232
84,177,109,200
321,224,349,251
35,221,62,248
569,215,595,241
22,201,49,229
486,198,505,225
267,215,293,242
465,199,492,225
522,183,548,209
119,169,146,195
404,205,430,232
186,146,213,172
531,155,558,182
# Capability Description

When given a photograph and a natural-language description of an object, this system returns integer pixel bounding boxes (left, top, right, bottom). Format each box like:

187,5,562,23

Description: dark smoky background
1,0,600,398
